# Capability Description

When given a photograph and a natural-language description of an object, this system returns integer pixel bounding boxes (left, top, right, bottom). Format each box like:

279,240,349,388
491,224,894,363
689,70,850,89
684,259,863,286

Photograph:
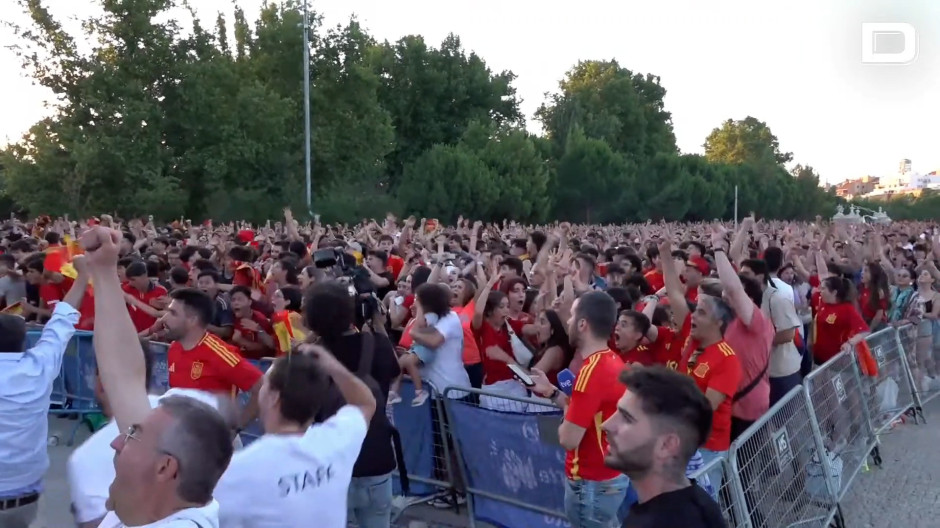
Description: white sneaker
388,391,402,405
411,390,429,407
922,376,934,393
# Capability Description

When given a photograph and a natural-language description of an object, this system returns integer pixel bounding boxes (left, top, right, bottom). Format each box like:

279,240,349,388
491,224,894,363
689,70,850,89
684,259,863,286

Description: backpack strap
358,330,375,377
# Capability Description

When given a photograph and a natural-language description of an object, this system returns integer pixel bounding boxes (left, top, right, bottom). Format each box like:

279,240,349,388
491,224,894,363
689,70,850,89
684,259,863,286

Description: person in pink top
707,238,774,528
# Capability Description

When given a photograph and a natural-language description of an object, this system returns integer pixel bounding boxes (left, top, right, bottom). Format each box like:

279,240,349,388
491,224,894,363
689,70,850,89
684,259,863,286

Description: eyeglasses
123,424,142,443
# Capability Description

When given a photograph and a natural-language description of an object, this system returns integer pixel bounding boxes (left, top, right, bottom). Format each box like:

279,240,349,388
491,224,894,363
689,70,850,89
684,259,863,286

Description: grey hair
699,295,735,334
157,396,234,504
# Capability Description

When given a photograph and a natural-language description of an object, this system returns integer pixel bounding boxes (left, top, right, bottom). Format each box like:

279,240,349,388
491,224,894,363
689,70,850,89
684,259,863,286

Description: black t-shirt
375,271,395,300
624,482,727,528
315,332,402,477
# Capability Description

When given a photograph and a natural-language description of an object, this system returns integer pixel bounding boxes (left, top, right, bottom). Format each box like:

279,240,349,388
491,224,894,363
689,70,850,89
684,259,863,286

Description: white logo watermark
861,23,917,64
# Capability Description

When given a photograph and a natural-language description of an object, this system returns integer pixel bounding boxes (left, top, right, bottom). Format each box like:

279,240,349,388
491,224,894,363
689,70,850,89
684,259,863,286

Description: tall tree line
1,0,933,223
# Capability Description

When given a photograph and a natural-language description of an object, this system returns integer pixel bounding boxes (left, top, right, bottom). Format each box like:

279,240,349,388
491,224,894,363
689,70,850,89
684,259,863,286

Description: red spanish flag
233,262,263,292
272,310,306,357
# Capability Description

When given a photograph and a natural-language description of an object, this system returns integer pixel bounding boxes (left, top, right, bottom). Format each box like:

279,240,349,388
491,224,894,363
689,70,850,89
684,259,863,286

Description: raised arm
712,233,754,325
82,227,152,434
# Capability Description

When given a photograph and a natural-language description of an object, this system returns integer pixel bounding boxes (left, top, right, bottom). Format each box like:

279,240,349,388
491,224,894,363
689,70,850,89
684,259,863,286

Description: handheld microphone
557,369,576,396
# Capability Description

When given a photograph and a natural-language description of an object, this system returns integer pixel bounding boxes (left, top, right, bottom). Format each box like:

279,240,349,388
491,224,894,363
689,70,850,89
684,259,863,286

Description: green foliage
3,0,929,224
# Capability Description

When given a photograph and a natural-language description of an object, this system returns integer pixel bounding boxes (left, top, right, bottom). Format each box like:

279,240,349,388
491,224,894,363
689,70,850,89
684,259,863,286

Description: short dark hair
169,266,189,285
415,283,451,318
763,247,784,273
197,270,221,284
304,281,354,343
169,288,215,327
738,274,763,307
741,259,770,285
44,232,61,245
230,285,252,301
279,286,303,312
0,254,15,268
618,366,713,461
0,314,27,352
573,290,617,339
125,261,148,279
620,310,651,336
157,396,234,504
500,257,524,276
268,353,330,425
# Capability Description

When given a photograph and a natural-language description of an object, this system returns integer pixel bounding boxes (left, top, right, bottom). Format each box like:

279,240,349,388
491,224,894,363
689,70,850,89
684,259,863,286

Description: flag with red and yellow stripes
1,301,23,316
44,236,83,280
272,310,307,356
233,261,264,292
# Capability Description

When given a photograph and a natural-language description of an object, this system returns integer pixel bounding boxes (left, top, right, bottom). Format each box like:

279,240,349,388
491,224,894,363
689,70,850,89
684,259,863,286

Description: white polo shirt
214,405,368,528
67,389,225,524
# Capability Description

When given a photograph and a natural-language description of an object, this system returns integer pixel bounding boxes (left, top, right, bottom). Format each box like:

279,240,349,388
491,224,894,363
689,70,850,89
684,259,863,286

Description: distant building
835,175,879,198
865,159,940,199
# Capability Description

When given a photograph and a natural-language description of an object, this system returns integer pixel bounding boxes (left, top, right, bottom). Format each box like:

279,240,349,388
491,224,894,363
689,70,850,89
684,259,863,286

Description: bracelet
546,388,560,401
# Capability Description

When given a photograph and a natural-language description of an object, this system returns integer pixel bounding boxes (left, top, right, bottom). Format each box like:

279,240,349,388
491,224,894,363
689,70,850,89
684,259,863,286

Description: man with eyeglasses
81,226,235,527
67,341,236,528
0,254,88,528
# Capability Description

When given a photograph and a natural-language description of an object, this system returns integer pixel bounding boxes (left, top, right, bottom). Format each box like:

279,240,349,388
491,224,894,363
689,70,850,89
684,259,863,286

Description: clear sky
1,0,937,184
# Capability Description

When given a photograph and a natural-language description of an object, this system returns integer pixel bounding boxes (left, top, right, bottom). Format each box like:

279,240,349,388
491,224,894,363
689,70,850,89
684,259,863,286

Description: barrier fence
32,324,934,527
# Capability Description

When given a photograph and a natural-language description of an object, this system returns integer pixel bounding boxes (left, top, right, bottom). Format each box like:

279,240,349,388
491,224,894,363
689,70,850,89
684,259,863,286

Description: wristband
546,388,560,401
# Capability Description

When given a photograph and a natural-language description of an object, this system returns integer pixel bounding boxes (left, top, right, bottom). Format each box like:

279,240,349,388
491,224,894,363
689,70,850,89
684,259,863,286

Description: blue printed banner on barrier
447,401,571,528
389,379,437,496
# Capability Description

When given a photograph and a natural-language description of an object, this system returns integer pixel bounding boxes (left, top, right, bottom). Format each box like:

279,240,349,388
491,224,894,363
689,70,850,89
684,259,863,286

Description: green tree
704,116,793,166
552,128,636,223
397,144,498,222
373,34,522,188
460,121,550,223
536,60,678,164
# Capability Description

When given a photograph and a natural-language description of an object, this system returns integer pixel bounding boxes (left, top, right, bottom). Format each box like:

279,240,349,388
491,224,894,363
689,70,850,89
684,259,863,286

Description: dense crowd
0,210,938,528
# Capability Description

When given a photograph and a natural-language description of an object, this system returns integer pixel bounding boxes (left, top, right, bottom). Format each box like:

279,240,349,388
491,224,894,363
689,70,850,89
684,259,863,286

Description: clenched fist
80,227,122,269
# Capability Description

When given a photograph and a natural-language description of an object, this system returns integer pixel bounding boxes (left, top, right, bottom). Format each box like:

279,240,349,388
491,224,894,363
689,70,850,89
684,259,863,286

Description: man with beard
531,291,627,528
602,366,726,528
164,288,264,430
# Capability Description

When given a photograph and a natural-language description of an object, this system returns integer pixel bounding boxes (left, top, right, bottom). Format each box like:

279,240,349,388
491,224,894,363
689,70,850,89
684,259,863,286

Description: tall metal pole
733,185,739,230
302,0,313,216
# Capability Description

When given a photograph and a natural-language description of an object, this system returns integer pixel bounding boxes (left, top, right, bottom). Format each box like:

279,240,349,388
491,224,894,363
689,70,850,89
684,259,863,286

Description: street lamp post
302,0,313,216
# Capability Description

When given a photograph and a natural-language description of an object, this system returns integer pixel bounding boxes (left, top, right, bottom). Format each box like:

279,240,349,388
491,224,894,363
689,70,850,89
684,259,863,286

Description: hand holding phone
508,363,535,387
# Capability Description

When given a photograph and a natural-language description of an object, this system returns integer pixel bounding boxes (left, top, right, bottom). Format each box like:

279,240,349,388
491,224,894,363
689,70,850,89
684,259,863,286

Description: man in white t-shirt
81,226,236,528
213,343,377,527
68,344,233,527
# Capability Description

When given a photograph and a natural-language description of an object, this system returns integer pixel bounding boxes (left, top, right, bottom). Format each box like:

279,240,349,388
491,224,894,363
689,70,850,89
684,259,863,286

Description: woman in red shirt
859,262,890,330
471,271,529,398
813,276,870,365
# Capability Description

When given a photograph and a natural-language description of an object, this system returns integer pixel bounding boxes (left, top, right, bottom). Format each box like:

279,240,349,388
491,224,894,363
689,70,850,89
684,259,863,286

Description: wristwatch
546,388,560,401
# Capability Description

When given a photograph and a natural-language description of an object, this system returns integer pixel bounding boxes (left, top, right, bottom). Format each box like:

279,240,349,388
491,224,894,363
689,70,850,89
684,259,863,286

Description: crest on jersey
666,360,678,371
825,313,837,325
191,361,204,380
693,363,710,378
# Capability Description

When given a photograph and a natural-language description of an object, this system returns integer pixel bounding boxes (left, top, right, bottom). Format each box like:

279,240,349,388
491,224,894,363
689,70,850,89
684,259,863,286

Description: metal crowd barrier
36,324,932,528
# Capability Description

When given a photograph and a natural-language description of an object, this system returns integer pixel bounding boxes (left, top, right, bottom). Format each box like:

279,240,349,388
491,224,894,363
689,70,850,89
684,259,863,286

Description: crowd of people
0,210,938,528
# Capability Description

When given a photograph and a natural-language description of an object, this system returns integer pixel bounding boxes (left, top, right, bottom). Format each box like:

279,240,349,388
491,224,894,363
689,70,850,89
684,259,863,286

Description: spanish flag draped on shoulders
44,236,95,330
233,261,264,291
271,310,307,357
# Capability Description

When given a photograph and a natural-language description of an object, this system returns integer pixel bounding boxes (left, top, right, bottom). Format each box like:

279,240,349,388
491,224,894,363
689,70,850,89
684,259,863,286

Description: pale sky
1,0,938,184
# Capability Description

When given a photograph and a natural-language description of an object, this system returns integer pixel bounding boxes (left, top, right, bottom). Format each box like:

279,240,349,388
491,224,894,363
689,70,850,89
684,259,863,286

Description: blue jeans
564,474,630,528
347,473,393,528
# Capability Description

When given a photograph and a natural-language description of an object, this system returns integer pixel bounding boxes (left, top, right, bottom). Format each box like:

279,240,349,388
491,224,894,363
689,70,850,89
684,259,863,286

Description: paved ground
34,399,940,527
839,397,940,528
